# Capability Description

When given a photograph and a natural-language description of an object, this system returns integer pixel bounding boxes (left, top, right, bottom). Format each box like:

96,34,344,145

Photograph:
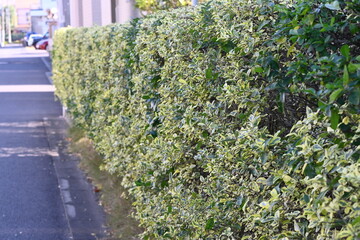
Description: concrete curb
41,56,52,72
43,117,107,240
41,57,53,85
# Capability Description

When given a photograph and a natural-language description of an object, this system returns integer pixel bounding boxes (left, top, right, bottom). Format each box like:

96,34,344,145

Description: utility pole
0,6,2,47
0,5,5,47
6,6,10,43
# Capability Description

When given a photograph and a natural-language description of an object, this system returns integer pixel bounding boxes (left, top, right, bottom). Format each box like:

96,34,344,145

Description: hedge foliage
53,0,360,238
135,0,207,13
135,0,191,12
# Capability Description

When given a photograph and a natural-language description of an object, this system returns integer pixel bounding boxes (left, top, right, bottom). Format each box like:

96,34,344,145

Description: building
56,0,69,27
46,0,141,50
30,0,57,34
14,0,41,31
57,0,141,28
3,0,56,33
42,0,57,11
30,9,48,34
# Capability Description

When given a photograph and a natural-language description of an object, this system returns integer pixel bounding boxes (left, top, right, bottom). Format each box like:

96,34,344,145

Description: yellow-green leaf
329,89,343,103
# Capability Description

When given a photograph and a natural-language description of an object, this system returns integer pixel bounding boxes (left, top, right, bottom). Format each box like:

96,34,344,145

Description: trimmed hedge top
53,0,360,239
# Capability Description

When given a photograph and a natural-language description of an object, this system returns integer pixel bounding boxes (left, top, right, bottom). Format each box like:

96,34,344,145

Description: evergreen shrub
53,0,360,238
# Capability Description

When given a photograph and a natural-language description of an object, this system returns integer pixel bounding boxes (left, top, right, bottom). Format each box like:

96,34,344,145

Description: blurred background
0,0,202,48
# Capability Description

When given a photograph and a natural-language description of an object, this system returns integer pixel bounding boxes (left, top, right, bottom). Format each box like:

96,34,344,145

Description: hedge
135,0,192,12
53,0,360,239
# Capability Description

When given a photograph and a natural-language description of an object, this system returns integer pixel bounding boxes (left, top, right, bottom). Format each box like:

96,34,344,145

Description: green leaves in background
349,88,360,105
341,45,350,62
331,108,340,130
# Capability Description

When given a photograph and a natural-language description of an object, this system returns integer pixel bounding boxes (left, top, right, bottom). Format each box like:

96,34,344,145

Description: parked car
27,34,44,47
28,32,49,47
35,39,49,50
22,32,36,46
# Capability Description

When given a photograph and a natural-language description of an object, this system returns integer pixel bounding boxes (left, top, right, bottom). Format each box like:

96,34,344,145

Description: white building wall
69,0,80,27
57,0,70,27
57,0,65,27
66,0,140,27
117,0,140,24
100,0,112,26
81,0,93,27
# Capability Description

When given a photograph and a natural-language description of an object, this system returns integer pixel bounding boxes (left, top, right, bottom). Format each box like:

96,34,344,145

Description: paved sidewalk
44,117,107,240
42,49,107,240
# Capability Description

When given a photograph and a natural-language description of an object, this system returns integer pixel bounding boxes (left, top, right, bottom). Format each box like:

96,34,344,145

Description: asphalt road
0,45,71,240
